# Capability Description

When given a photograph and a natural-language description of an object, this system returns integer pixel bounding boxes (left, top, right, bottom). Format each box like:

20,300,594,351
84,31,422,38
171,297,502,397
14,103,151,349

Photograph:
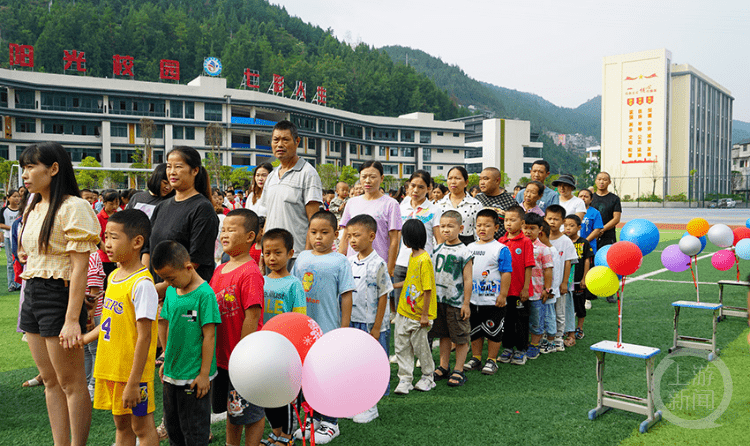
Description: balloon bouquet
228,312,390,445
586,219,659,348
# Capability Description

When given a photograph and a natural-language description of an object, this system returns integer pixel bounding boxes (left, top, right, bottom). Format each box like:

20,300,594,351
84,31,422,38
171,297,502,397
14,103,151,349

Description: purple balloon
661,244,691,272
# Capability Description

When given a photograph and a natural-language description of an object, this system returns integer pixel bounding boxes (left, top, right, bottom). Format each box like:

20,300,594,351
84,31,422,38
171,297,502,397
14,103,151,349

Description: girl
18,142,101,446
126,163,175,218
431,184,447,203
245,163,273,217
437,166,481,245
1,189,22,291
522,181,545,216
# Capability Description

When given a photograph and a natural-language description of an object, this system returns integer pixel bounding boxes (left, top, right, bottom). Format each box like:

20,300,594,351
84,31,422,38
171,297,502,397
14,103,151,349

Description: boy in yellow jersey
83,209,159,446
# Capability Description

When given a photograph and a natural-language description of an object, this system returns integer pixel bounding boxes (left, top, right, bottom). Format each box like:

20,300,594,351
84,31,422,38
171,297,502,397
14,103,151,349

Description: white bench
669,300,722,361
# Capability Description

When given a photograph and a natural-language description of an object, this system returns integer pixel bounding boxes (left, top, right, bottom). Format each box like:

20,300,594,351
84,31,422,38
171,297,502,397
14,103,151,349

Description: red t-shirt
497,231,536,296
210,260,265,370
248,244,261,265
96,209,111,263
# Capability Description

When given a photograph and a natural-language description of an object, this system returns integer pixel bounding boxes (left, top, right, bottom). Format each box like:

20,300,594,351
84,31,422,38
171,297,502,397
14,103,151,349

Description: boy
84,249,106,401
152,240,221,446
563,215,594,342
544,205,578,352
82,209,159,446
329,181,350,223
292,210,354,444
522,213,554,360
497,206,535,365
97,189,121,284
210,209,266,446
346,214,393,421
537,222,560,354
463,209,511,375
577,188,603,255
431,211,473,385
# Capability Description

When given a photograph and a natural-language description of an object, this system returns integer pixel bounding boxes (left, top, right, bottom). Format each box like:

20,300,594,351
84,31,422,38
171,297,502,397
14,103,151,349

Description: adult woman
18,142,101,446
245,162,273,217
437,166,482,245
126,163,175,219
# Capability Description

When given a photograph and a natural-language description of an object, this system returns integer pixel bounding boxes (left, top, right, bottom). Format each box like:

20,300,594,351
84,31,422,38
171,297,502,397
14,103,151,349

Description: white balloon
228,331,302,408
707,224,734,248
679,235,702,257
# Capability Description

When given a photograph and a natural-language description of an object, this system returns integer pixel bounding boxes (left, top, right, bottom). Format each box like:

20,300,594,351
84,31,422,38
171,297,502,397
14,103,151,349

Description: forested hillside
0,0,464,120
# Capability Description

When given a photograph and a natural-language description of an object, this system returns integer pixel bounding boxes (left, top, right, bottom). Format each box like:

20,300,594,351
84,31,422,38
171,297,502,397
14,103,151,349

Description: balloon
228,331,302,408
619,219,660,256
733,227,750,246
679,235,702,257
681,232,706,255
262,313,324,364
686,218,709,237
707,224,734,248
661,244,691,272
736,239,750,260
585,266,620,297
301,328,390,418
746,218,750,229
594,244,612,267
711,249,736,271
606,241,643,276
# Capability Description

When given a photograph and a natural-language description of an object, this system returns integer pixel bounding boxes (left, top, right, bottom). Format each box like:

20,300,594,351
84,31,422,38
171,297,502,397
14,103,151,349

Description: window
423,148,431,161
364,145,373,156
453,149,460,154
0,145,8,159
185,102,194,119
389,147,398,157
170,101,183,118
109,96,165,117
384,164,398,175
453,133,459,137
184,127,195,140
349,144,357,155
291,114,315,131
111,122,128,137
437,131,443,136
420,131,431,144
67,147,101,162
135,124,164,139
173,126,184,139
437,165,443,171
14,90,35,109
379,146,386,157
326,120,335,135
404,164,415,175
373,129,398,141
402,147,414,157
523,162,534,174
204,103,223,122
41,92,102,113
401,130,414,142
364,127,372,140
344,124,363,139
466,148,482,158
437,149,444,153
15,118,35,133
154,150,164,164
523,147,542,158
0,88,7,107
111,149,133,163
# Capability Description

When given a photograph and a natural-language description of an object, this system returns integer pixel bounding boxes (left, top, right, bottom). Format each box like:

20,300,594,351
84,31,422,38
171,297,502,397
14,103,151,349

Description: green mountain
733,120,750,144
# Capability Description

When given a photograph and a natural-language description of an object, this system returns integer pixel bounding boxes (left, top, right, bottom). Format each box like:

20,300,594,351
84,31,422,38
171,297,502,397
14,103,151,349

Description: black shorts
429,302,471,344
469,303,506,343
573,289,587,318
19,278,87,337
212,368,265,425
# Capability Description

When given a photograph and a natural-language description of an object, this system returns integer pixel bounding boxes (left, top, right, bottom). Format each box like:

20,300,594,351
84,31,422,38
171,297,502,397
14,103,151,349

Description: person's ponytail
196,166,212,201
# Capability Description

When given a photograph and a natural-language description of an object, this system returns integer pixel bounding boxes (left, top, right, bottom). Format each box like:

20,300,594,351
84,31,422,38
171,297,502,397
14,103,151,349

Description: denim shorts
212,368,265,425
529,299,556,336
19,278,87,337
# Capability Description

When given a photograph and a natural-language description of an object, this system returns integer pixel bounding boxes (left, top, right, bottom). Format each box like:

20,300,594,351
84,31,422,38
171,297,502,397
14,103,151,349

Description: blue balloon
746,218,750,229
736,238,750,260
682,232,706,254
594,244,611,267
620,219,660,256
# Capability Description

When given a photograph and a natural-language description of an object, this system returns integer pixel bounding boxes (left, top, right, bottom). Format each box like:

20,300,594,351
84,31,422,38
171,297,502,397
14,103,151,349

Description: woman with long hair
245,162,273,217
437,166,482,245
18,142,101,446
126,163,175,219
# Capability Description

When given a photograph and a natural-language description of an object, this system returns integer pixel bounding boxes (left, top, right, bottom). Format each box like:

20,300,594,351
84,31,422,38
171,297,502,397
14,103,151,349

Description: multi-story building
731,139,750,193
0,69,467,180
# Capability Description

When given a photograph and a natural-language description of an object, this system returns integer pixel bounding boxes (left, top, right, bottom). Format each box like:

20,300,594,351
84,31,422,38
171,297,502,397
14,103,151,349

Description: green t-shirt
162,281,221,383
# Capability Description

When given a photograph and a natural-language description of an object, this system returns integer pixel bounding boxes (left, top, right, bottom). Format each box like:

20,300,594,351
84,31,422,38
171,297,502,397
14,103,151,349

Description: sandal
447,370,467,387
564,337,576,347
156,420,169,440
433,366,450,381
22,376,43,387
155,353,165,367
464,357,482,371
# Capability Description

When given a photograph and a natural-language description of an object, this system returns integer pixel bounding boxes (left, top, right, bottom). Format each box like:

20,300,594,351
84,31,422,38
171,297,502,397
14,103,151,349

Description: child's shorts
93,379,155,416
573,289,587,318
429,302,471,344
529,300,556,336
469,303,505,343
212,368,265,425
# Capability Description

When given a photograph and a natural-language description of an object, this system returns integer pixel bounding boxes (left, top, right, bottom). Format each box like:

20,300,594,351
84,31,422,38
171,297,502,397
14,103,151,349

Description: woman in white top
553,174,586,219
245,162,273,217
437,166,482,245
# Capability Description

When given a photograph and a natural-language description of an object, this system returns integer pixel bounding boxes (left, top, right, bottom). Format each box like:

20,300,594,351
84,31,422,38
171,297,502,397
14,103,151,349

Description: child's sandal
433,366,450,381
447,370,467,387
564,337,576,347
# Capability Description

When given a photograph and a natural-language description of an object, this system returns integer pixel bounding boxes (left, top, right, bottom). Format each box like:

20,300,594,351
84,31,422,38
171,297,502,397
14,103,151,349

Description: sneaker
414,376,436,391
210,412,227,423
575,327,585,340
464,357,482,371
526,345,540,360
498,348,513,364
394,379,414,395
606,295,617,303
481,359,498,375
584,299,592,310
416,359,421,368
540,341,556,354
555,337,565,352
353,405,379,423
389,354,397,364
314,422,340,444
511,350,527,365
294,418,321,441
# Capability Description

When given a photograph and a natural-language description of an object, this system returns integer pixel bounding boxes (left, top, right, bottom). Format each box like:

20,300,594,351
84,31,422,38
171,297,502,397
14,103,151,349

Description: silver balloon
679,235,702,257
707,224,734,248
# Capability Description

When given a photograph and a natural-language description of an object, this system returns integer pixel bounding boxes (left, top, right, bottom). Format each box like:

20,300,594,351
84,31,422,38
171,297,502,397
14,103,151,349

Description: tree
432,175,446,185
579,157,600,190
129,148,150,189
75,156,104,189
229,167,253,190
0,159,18,192
139,118,155,166
467,173,480,189
382,175,398,191
316,163,340,190
205,123,224,189
648,162,662,197
731,170,743,192
518,176,531,187
339,165,358,186
500,172,511,189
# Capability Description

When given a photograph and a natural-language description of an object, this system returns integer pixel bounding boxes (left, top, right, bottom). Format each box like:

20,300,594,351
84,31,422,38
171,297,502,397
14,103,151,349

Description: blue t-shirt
291,250,355,333
581,207,604,254
263,275,307,324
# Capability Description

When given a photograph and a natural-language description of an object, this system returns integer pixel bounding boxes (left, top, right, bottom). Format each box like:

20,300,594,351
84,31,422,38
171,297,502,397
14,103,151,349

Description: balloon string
689,257,698,290
297,401,316,446
616,290,622,348
736,254,740,282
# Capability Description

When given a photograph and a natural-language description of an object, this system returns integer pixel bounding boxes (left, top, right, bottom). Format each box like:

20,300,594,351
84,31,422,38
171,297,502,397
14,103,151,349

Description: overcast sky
271,0,750,121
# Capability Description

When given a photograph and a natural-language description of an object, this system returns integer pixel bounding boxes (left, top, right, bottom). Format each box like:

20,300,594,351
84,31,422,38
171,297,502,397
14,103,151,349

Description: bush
665,193,687,202
639,194,663,202
622,195,632,202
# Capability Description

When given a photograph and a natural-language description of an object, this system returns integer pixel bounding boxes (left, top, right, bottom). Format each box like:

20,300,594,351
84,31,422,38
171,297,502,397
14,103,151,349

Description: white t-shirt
549,234,578,298
396,198,442,267
560,196,586,218
467,240,513,306
349,251,393,328
2,206,19,239
245,191,267,217
132,278,160,320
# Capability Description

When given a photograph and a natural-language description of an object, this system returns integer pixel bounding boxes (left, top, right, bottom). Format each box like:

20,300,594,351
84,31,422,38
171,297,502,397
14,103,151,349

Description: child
292,210,354,444
564,215,594,342
521,181,545,216
393,219,437,394
544,205,579,352
96,189,121,283
209,209,265,446
152,240,221,446
522,213,554,360
329,182,349,224
578,189,603,255
84,249,106,401
537,222,560,354
430,211,474,385
82,209,159,446
346,214,393,421
249,216,265,266
1,189,21,291
262,228,306,445
464,209,512,374
497,206,535,365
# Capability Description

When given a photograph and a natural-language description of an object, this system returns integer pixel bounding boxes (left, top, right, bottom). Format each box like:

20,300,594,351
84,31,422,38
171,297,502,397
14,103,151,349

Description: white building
731,139,750,193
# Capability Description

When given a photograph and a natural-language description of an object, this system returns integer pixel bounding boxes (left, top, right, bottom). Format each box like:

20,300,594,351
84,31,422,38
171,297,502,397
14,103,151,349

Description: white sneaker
416,359,421,368
352,405,379,423
389,354,397,364
414,376,436,392
584,299,592,310
314,421,340,444
293,418,320,441
88,384,95,401
394,379,414,395
555,337,565,352
210,412,227,423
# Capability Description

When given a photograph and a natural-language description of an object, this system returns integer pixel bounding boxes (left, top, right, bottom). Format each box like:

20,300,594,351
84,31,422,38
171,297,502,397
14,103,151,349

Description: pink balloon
661,244,691,272
711,249,736,271
301,328,389,418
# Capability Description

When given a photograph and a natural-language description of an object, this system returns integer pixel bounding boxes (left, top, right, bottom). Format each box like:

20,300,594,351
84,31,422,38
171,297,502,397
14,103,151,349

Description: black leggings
266,404,295,434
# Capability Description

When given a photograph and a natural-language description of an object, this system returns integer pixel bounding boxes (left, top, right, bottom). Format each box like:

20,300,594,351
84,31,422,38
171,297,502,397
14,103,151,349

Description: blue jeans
350,321,390,396
528,300,556,337
84,315,100,388
5,246,19,290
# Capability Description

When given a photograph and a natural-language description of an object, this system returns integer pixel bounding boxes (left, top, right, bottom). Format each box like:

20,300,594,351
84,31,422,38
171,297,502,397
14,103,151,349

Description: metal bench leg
709,309,719,361
669,306,680,353
639,357,662,433
718,284,724,321
588,351,611,420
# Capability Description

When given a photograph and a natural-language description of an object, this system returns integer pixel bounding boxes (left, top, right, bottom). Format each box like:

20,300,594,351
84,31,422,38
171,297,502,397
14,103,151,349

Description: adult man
515,160,559,211
475,167,517,239
590,171,621,303
260,120,323,266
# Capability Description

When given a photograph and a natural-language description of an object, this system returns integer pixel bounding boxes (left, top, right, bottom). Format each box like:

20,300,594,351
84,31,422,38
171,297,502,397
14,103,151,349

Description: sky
271,0,750,121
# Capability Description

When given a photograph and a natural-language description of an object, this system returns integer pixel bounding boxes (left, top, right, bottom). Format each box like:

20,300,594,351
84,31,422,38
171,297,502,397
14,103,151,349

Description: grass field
1,229,749,446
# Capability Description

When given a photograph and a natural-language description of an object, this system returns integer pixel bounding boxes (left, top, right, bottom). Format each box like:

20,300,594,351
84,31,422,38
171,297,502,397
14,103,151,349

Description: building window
401,130,414,142
173,126,184,140
523,147,542,158
204,103,223,122
374,129,398,141
291,114,315,131
184,127,195,140
15,118,36,133
14,90,35,109
364,145,373,156
41,92,102,113
466,148,482,158
109,97,165,117
423,148,431,161
111,149,133,163
437,165,443,170
0,144,8,159
154,150,164,164
437,131,443,136
111,122,128,137
379,146,386,157
404,164,415,175
344,124,363,139
420,131,431,144
437,149,444,153
135,124,164,139
453,149,460,154
185,102,195,119
402,147,414,157
384,164,398,175
0,88,7,107
453,133,459,137
170,101,183,118
350,144,357,155
523,163,534,174
389,147,398,157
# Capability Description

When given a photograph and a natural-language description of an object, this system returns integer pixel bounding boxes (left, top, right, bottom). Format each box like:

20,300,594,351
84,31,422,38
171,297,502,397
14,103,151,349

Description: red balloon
262,313,323,363
606,241,643,276
732,227,750,246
